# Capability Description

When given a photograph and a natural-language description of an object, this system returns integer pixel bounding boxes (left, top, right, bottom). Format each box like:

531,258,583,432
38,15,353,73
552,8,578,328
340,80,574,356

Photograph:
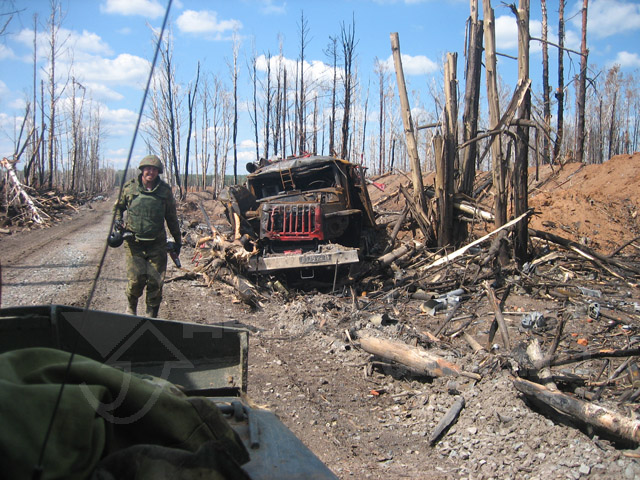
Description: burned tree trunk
541,0,551,165
575,0,589,164
438,53,457,247
459,0,483,196
514,0,531,265
390,32,427,214
483,0,507,227
553,0,565,163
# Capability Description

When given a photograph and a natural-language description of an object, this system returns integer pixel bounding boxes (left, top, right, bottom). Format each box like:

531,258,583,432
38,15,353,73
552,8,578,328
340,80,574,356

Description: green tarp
0,348,250,479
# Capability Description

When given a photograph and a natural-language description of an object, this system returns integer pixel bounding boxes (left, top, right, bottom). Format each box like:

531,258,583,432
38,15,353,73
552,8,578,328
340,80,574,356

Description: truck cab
221,155,377,275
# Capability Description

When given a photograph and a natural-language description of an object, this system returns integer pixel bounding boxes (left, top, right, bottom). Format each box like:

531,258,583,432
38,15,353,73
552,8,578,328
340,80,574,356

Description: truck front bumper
248,244,360,272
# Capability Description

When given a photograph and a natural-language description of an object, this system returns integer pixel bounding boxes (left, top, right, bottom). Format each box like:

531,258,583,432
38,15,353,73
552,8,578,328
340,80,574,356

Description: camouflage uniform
114,164,180,317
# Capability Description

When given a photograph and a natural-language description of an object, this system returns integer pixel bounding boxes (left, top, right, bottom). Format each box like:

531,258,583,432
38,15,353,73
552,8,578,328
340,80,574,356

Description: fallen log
357,333,481,380
377,241,416,267
513,377,640,445
429,395,466,445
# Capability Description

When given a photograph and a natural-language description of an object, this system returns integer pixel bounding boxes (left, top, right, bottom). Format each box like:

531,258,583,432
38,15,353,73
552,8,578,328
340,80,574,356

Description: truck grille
264,204,324,241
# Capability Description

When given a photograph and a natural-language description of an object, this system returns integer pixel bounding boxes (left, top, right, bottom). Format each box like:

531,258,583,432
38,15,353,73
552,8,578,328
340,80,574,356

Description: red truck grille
264,204,324,241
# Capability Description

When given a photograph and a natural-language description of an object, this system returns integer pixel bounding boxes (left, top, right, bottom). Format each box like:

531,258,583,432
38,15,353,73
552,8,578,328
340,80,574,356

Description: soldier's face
141,166,159,185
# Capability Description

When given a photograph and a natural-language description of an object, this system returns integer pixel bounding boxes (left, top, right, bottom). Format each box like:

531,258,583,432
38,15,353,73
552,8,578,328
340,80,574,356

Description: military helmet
139,154,164,174
107,229,124,248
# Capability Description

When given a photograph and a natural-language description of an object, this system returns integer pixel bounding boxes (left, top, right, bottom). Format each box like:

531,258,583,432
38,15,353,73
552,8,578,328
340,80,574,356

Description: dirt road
1,196,639,479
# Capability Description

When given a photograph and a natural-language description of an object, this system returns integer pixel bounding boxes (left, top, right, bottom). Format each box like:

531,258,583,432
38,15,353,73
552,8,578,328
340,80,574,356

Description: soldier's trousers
124,237,167,308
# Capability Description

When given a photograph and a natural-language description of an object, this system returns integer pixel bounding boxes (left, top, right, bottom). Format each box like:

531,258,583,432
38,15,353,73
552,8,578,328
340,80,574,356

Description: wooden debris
526,339,557,391
420,210,531,273
551,347,640,368
1,157,47,225
484,281,511,350
462,332,486,354
357,333,480,380
513,377,640,445
530,228,640,276
429,395,466,445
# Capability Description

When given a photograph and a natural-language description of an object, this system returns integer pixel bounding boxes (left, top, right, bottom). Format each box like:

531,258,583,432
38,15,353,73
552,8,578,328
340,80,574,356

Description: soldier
113,155,181,318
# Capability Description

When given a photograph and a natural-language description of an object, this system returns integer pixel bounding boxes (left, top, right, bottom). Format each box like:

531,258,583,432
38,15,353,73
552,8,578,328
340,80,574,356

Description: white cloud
0,80,9,98
82,82,125,102
14,27,113,64
72,54,150,88
610,50,640,68
176,10,242,35
239,139,257,150
238,150,257,163
260,0,287,15
9,98,26,110
571,0,640,39
101,106,139,137
495,14,518,51
101,0,165,18
0,44,15,60
257,54,336,85
381,53,438,76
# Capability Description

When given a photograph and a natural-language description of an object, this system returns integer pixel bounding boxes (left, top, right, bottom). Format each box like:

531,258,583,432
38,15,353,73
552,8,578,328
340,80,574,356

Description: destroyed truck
221,155,377,278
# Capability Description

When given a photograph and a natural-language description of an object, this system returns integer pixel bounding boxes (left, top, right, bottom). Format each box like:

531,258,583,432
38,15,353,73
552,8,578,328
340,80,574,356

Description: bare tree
159,32,181,196
325,36,338,156
540,0,551,165
458,0,483,195
282,63,288,157
183,62,200,198
339,15,357,160
514,0,531,264
553,0,565,163
231,33,239,184
248,44,259,162
46,0,68,189
575,0,589,164
483,0,507,226
69,77,86,192
199,74,211,190
263,51,272,159
374,58,388,173
297,11,310,153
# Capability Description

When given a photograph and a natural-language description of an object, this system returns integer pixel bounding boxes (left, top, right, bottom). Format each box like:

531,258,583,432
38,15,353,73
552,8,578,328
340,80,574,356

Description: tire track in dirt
0,199,125,309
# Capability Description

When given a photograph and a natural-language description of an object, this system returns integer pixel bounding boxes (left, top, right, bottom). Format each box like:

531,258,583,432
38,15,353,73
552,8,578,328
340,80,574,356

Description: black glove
114,219,124,231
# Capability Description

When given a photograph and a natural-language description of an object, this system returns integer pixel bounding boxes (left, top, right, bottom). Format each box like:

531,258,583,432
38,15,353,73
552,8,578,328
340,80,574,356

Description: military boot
126,295,138,315
146,304,160,318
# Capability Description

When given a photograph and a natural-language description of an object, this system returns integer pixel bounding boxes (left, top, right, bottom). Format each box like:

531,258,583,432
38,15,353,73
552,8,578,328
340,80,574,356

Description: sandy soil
2,154,640,479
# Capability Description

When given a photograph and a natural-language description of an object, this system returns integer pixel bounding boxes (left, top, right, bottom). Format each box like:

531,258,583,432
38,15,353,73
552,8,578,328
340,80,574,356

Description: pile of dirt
368,152,640,254
528,153,640,252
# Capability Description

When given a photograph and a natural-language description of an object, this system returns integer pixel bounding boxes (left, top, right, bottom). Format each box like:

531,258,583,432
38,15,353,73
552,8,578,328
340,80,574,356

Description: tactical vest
127,184,167,241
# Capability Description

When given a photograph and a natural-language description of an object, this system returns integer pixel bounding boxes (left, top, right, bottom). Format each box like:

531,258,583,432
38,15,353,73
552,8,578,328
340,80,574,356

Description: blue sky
1,0,639,172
